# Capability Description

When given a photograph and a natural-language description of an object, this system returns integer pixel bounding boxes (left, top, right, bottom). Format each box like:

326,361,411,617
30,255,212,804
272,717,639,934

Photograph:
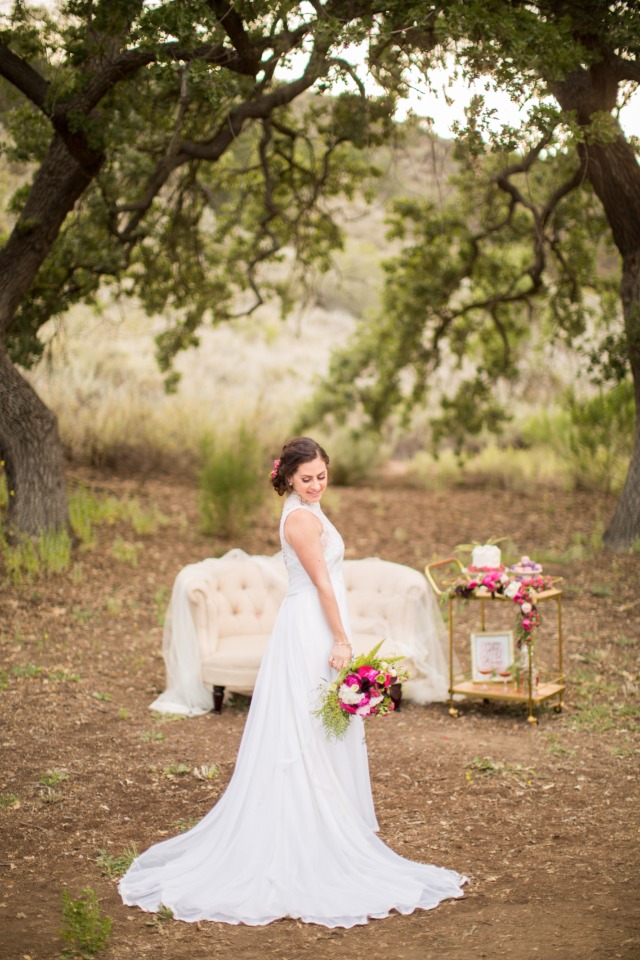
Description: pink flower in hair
270,458,281,479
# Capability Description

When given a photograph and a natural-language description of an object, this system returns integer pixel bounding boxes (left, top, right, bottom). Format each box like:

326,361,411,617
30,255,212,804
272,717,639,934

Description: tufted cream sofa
169,552,449,713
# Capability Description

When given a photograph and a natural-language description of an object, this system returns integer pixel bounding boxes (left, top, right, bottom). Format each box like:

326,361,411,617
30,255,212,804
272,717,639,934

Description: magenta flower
357,666,379,682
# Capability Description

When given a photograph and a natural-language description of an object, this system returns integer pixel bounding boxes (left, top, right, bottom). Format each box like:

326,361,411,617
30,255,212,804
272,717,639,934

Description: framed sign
471,630,514,682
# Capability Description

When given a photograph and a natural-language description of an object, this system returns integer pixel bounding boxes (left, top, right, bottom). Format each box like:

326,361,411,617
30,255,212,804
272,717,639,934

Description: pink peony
357,666,380,682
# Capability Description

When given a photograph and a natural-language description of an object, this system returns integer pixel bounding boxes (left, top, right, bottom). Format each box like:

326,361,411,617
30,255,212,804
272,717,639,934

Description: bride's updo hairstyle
270,436,329,496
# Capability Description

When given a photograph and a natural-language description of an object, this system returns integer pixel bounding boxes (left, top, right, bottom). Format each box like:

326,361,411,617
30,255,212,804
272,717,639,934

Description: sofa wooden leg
212,686,225,714
390,682,402,711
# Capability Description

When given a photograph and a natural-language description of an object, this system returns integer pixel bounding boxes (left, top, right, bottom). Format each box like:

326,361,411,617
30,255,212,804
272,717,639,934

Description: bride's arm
284,510,352,670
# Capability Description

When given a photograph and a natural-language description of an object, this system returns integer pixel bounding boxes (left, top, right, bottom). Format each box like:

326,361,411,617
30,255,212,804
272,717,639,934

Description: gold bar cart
425,558,565,724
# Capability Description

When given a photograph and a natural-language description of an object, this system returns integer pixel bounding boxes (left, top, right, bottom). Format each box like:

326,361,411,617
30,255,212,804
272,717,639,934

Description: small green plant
13,662,46,678
465,756,536,783
50,668,81,683
151,711,184,724
163,763,190,777
152,587,169,626
40,769,69,788
543,734,575,758
198,424,266,538
193,763,219,780
140,729,165,742
96,843,138,880
611,740,636,758
72,605,96,624
92,692,112,702
228,692,252,712
0,668,9,690
103,596,122,616
143,901,175,929
123,499,166,536
117,707,129,720
0,792,18,808
111,537,140,566
618,636,638,648
59,888,112,957
588,583,613,598
41,786,65,804
172,816,200,833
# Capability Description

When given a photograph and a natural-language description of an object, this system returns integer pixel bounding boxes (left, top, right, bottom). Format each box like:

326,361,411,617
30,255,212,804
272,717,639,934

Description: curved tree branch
0,43,49,110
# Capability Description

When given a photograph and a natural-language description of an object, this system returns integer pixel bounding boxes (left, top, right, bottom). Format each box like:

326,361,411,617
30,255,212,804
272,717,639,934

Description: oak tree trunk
0,133,102,537
0,345,69,537
602,249,640,550
553,63,640,550
581,137,640,550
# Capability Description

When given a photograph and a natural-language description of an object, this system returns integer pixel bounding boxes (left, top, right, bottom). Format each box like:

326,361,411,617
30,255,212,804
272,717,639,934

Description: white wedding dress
119,493,466,927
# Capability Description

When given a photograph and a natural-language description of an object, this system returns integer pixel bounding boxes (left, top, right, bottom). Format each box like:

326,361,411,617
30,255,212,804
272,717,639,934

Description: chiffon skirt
119,580,467,927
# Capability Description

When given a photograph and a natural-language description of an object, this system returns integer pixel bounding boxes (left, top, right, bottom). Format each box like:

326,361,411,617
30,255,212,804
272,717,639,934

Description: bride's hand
329,640,352,672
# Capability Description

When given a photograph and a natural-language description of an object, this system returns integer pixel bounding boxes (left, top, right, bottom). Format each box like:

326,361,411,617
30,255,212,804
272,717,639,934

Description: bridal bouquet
315,641,408,741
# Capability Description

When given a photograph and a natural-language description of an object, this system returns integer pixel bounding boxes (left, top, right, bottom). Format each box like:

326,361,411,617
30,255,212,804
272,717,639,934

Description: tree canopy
303,0,640,548
0,0,407,536
1,0,639,549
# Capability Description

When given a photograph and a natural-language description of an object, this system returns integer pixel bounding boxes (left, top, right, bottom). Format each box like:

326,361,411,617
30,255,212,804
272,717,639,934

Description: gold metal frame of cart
425,558,565,725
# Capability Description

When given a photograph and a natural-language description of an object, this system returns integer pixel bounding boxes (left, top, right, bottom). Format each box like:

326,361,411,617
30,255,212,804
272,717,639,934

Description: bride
119,436,467,927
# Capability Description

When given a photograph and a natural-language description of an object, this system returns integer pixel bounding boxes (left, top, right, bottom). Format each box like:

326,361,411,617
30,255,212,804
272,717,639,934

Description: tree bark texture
554,67,640,549
603,250,640,549
581,137,640,549
0,133,99,536
0,134,102,335
0,345,69,537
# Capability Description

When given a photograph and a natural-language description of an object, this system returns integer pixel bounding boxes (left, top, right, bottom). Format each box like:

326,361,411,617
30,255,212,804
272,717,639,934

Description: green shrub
321,428,385,486
59,888,112,957
522,381,634,494
198,425,266,537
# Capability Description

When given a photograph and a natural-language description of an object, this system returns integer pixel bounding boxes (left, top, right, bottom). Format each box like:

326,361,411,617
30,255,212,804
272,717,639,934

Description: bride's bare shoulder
283,504,323,544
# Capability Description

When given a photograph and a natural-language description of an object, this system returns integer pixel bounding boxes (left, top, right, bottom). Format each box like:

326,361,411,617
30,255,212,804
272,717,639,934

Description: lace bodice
279,493,344,592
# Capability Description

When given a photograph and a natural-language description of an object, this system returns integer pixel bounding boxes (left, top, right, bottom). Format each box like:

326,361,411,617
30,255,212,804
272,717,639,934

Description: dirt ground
1,472,639,960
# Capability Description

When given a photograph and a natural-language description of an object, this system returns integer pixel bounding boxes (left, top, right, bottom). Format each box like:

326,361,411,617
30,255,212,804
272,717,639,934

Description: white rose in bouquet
338,683,364,705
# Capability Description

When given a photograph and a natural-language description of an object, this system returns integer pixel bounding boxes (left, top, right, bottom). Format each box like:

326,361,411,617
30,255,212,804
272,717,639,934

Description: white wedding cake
471,544,502,569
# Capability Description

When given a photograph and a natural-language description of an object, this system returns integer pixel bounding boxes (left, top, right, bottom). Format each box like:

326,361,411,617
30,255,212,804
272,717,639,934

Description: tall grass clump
0,528,73,586
199,425,266,538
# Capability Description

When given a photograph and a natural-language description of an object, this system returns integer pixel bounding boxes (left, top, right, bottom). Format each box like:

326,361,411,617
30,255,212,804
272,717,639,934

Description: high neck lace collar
287,491,322,511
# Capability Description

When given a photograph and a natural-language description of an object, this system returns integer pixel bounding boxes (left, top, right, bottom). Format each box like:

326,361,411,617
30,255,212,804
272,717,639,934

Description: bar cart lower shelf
426,557,566,724
448,679,566,719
